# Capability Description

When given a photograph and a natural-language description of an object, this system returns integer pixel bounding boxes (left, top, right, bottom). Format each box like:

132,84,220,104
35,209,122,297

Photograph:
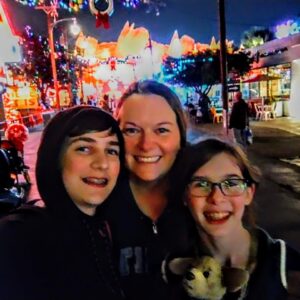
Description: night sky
3,0,300,45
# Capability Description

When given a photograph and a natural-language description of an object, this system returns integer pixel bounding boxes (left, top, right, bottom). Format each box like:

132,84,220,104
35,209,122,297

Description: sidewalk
188,117,300,143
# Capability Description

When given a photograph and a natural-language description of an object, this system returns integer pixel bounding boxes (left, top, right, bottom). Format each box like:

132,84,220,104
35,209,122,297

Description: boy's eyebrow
68,137,120,146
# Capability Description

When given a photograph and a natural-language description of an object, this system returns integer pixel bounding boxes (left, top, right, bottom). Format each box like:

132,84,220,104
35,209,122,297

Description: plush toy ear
168,257,195,275
222,267,250,293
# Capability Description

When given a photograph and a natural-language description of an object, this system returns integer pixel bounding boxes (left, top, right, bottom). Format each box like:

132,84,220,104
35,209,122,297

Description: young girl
166,138,300,299
0,106,126,300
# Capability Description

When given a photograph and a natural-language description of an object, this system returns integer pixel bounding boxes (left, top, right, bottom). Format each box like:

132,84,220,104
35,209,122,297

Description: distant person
0,106,125,300
100,94,111,112
165,138,300,299
198,94,211,123
229,91,249,147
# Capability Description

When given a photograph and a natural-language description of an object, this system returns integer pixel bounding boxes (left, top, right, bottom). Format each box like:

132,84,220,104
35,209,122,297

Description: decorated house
244,20,300,119
0,0,22,125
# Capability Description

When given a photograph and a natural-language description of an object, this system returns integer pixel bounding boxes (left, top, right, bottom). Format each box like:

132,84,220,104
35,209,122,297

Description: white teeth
83,177,107,185
205,212,230,220
135,156,160,163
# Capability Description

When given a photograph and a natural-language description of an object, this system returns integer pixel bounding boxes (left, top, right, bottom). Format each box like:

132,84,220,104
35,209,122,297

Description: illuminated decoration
5,123,29,152
121,0,140,8
168,30,183,58
0,1,22,65
14,0,88,13
89,0,114,28
14,0,166,14
275,19,300,39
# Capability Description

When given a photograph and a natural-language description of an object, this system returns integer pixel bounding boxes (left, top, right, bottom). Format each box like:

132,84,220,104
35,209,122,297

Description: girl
166,138,300,299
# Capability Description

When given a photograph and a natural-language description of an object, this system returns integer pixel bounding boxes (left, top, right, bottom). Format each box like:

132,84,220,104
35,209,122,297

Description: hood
35,106,124,216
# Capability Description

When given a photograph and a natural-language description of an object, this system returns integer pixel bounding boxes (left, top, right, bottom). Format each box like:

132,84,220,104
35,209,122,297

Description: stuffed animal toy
167,256,250,300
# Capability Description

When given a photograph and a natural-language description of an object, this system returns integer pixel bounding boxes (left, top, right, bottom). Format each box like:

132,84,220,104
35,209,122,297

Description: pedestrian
198,93,211,123
103,80,191,300
165,138,300,299
0,106,126,300
99,94,111,112
229,91,250,147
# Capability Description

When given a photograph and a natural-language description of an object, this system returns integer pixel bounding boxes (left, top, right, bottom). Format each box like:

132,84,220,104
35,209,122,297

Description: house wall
290,59,300,119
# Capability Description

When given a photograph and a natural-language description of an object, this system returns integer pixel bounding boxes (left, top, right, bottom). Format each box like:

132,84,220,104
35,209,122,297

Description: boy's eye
107,148,119,156
75,146,90,153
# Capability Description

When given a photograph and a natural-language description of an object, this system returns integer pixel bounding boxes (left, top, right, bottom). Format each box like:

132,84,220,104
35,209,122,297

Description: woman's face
61,129,120,216
186,152,255,238
118,93,181,183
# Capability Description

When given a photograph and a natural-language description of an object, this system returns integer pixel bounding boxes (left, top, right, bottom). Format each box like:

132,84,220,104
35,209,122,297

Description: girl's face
118,93,181,183
186,152,255,238
61,129,120,216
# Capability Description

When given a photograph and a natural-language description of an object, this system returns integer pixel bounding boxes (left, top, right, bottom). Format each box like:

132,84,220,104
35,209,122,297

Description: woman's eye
123,127,139,136
156,127,170,134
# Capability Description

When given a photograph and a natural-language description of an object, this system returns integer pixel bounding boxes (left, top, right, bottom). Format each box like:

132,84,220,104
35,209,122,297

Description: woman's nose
137,132,156,151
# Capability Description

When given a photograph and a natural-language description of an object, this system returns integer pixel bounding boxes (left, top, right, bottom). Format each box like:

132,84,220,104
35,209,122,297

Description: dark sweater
103,179,192,300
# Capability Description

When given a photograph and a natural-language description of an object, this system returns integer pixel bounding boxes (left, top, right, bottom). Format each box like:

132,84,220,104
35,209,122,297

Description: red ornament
96,12,110,29
5,123,29,153
110,58,117,71
89,0,114,29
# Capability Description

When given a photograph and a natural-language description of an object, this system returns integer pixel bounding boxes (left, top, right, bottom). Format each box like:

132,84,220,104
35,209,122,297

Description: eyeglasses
188,178,250,197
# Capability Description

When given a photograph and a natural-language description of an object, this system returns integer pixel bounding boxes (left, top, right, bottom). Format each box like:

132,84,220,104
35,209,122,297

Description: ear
244,183,255,206
168,257,195,275
222,267,249,292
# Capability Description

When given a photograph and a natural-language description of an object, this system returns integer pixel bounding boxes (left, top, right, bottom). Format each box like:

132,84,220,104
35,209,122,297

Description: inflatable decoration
89,0,114,29
5,123,29,153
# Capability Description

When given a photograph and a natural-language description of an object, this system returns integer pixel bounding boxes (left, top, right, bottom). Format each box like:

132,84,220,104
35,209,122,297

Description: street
23,118,300,251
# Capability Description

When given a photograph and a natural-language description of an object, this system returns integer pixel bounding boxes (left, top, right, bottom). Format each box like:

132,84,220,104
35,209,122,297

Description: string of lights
13,0,166,15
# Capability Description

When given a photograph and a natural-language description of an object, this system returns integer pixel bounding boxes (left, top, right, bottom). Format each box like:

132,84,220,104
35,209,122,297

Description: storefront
249,32,300,119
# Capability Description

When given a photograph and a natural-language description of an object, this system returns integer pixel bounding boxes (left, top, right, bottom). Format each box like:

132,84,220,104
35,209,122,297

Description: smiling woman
103,80,191,300
0,106,126,300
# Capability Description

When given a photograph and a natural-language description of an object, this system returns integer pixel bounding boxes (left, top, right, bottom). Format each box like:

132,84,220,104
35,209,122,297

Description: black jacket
229,99,249,130
0,107,125,300
103,179,192,300
163,227,300,300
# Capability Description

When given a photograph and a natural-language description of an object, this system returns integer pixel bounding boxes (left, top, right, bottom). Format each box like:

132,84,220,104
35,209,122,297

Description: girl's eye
123,127,139,136
107,148,119,156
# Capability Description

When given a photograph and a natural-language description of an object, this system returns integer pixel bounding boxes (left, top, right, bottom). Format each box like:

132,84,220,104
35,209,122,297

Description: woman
0,106,125,300
104,80,191,300
166,138,300,299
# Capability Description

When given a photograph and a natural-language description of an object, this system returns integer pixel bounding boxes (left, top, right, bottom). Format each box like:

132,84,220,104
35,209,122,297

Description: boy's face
61,129,120,216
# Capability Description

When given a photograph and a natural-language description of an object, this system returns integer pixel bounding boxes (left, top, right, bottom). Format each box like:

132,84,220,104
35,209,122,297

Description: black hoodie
0,106,125,300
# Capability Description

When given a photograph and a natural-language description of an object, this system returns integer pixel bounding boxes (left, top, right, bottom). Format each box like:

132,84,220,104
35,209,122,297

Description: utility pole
36,1,60,110
218,0,229,134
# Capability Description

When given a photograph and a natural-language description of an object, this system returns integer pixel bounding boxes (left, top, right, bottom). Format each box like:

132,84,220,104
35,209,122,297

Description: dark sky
3,0,300,45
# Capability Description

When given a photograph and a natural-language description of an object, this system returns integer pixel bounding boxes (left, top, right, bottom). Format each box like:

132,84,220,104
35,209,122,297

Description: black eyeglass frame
188,178,251,197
